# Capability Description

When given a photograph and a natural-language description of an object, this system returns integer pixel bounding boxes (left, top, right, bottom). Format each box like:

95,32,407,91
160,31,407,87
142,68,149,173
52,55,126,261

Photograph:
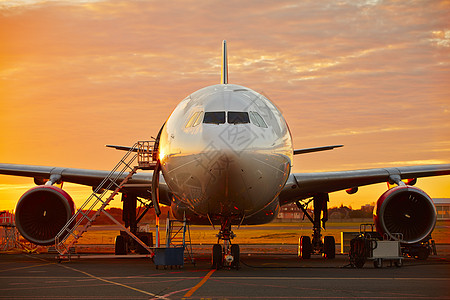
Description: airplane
1,41,449,269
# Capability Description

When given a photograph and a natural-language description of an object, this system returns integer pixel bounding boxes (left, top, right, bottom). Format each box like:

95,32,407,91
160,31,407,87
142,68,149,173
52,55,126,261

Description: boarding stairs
165,215,195,265
55,141,156,257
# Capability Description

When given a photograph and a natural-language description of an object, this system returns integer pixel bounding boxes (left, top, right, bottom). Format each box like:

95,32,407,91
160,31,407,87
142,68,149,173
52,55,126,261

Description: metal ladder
55,141,156,257
165,214,195,265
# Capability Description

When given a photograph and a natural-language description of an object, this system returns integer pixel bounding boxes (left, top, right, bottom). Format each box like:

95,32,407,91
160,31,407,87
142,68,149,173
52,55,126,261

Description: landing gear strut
114,193,153,255
212,219,240,269
296,193,335,259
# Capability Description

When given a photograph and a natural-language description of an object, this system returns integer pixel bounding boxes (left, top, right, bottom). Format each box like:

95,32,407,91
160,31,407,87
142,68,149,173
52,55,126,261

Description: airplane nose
201,144,290,217
201,150,252,215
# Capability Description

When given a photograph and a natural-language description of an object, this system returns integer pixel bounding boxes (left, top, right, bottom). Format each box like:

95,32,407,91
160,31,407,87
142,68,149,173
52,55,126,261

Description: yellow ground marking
0,262,55,273
183,269,216,298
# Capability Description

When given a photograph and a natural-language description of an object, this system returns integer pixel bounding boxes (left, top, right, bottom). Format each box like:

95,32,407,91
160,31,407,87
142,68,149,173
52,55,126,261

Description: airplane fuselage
159,84,293,225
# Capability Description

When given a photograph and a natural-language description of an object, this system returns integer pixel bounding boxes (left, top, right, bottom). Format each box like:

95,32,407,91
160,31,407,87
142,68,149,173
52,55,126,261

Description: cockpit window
192,111,204,127
199,111,266,127
203,111,226,124
185,111,204,128
185,111,200,128
249,111,268,128
228,111,250,124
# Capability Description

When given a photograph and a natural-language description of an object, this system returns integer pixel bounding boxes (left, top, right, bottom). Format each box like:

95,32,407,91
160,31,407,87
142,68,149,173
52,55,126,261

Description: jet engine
374,186,436,244
15,185,76,245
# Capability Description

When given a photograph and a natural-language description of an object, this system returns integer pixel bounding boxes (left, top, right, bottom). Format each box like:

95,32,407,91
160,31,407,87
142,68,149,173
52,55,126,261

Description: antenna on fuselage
221,40,228,84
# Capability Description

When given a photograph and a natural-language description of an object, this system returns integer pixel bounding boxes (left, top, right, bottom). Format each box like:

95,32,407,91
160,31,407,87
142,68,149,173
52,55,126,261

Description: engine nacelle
374,186,436,244
15,186,76,246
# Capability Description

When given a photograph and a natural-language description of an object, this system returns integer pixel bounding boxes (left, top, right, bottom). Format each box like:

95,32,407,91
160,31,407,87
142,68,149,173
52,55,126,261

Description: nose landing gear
211,219,240,269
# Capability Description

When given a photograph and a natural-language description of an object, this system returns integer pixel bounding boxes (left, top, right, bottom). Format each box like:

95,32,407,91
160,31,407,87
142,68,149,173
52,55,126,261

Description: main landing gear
114,193,154,255
212,219,240,270
296,193,336,259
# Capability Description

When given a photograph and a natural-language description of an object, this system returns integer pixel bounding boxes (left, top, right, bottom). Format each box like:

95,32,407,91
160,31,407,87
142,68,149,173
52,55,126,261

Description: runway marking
0,276,448,281
160,297,450,299
58,263,168,299
208,278,431,298
0,260,24,265
75,278,97,282
27,270,46,273
0,297,149,299
0,297,444,300
157,287,192,299
0,280,131,292
0,262,54,273
209,276,450,281
24,254,51,262
183,269,216,298
0,278,196,293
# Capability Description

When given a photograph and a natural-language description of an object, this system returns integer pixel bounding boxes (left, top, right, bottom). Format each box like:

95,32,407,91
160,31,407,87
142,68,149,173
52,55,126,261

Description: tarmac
0,245,449,299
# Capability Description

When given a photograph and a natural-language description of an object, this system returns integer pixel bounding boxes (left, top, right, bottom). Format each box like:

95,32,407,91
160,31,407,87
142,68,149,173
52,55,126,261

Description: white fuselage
159,84,293,225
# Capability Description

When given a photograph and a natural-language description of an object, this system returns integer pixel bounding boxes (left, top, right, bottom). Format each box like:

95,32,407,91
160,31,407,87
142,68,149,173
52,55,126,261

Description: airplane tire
231,244,240,269
115,235,126,255
323,236,335,259
212,244,223,269
299,236,312,259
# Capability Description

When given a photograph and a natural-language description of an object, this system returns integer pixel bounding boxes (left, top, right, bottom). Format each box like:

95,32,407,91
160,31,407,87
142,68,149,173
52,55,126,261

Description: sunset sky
0,0,449,211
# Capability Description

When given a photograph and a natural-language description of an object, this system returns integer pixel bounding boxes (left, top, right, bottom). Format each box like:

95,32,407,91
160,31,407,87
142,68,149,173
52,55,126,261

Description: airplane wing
0,163,169,203
278,164,450,205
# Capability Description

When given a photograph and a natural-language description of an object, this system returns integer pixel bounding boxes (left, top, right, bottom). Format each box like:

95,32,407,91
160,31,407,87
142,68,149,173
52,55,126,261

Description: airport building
434,198,450,220
277,203,306,220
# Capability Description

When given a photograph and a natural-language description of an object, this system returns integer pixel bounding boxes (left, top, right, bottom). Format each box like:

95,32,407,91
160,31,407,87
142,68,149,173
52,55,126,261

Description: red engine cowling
15,186,76,245
374,186,436,244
